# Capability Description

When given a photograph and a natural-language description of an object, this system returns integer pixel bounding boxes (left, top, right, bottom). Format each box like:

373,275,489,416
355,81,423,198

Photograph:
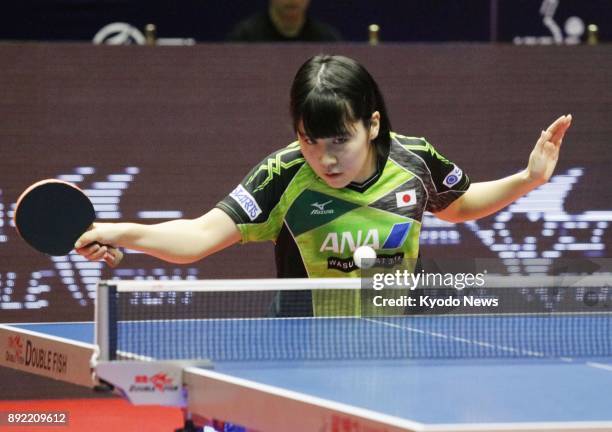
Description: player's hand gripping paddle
14,179,123,266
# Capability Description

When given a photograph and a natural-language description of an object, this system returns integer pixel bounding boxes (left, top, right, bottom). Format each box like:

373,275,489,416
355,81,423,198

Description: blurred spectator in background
227,0,341,42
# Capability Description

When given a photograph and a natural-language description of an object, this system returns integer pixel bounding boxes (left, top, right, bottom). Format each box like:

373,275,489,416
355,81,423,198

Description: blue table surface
11,321,612,425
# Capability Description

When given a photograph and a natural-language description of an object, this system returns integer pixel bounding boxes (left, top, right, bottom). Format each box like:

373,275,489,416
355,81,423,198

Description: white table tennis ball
353,246,377,269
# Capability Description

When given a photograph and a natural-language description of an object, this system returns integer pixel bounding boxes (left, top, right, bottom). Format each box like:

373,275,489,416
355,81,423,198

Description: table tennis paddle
14,179,123,266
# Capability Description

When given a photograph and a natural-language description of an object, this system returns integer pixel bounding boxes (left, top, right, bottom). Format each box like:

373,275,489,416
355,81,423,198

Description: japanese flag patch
443,165,463,188
395,189,416,208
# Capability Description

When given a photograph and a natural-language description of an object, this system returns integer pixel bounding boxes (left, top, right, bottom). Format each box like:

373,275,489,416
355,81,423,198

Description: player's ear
369,111,380,141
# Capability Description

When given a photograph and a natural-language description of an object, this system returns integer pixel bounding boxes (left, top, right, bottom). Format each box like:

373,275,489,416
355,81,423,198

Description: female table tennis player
74,55,571,314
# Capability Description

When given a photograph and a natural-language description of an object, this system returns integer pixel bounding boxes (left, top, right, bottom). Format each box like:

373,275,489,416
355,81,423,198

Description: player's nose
320,150,337,167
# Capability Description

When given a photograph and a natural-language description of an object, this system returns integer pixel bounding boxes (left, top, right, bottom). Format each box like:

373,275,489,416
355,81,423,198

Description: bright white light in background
138,211,184,218
57,175,84,182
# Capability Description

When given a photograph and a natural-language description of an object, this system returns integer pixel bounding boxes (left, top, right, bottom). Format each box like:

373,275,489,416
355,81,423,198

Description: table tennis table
2,277,612,431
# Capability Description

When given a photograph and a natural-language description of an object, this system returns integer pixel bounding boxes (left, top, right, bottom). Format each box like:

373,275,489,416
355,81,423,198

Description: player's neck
352,145,378,184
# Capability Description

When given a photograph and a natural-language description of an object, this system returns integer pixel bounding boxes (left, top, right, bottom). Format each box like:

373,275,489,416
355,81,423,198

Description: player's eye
332,136,349,145
299,132,316,145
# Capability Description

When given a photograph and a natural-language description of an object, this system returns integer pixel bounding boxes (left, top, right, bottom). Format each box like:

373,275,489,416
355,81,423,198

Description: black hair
290,55,391,153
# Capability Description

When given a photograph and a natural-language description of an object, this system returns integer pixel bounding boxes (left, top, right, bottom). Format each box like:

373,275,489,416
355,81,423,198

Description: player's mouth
325,172,342,178
324,172,342,180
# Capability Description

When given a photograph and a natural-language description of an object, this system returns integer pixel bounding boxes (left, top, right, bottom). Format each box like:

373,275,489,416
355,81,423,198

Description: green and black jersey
218,132,470,277
216,133,470,314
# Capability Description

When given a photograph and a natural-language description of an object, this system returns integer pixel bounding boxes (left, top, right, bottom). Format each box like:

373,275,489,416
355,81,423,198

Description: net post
95,280,118,361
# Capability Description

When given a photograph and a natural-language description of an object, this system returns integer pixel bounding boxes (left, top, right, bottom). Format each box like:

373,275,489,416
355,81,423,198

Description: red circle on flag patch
402,194,411,203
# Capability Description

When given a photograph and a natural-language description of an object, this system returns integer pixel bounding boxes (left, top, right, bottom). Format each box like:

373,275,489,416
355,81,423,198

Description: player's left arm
435,114,572,223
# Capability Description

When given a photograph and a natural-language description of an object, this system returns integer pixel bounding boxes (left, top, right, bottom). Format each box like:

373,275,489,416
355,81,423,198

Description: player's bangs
299,91,356,140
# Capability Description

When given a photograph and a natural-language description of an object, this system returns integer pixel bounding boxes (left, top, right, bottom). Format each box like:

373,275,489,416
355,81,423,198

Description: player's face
298,112,380,189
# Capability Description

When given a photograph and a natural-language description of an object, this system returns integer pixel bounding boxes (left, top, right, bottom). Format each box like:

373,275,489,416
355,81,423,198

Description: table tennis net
96,276,612,361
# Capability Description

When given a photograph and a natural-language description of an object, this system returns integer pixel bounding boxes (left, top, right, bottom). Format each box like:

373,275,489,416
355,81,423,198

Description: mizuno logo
312,200,332,211
310,200,334,215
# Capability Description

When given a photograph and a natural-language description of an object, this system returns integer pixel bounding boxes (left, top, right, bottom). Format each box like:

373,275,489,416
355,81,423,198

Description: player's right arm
74,208,240,265
76,143,304,267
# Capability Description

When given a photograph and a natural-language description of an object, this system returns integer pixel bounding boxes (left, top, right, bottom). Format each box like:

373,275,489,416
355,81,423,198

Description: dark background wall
1,43,611,325
1,0,611,43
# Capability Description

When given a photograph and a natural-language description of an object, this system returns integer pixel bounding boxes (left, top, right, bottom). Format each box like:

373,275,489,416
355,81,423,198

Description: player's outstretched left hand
526,114,572,185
